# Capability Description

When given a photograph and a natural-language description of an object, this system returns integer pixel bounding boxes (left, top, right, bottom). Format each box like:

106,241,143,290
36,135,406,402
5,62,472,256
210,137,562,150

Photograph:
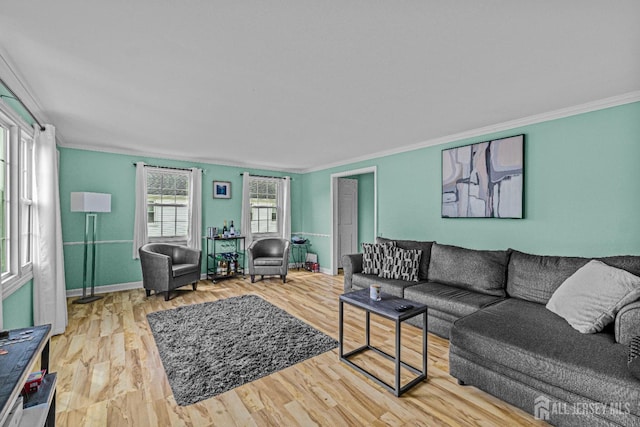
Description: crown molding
56,141,307,174
302,91,640,173
58,90,640,176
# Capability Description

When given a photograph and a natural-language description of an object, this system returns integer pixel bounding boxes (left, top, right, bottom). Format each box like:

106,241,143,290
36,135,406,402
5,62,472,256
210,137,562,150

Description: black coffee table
339,288,428,396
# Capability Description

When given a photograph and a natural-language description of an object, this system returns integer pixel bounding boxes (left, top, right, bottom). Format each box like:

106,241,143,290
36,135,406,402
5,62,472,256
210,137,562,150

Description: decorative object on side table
212,180,231,199
70,191,111,304
291,236,307,244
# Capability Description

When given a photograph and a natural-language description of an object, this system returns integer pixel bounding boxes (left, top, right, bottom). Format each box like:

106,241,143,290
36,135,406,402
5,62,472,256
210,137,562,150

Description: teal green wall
8,100,640,300
356,173,375,250
301,102,640,267
0,82,36,126
59,148,302,290
2,280,33,329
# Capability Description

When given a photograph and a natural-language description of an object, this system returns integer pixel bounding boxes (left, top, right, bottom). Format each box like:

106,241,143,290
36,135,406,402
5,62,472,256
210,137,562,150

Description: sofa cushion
362,241,394,275
599,254,640,277
507,250,640,305
377,237,434,281
172,263,200,277
427,243,509,297
351,273,423,298
253,257,283,267
546,260,640,333
506,250,589,304
451,298,640,415
404,282,504,318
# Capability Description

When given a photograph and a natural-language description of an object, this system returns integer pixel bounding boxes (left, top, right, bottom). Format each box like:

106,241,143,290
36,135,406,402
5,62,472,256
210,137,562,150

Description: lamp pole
74,212,102,304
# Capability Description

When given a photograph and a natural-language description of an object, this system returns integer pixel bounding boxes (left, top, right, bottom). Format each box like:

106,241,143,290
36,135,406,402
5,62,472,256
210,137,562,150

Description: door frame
330,166,377,275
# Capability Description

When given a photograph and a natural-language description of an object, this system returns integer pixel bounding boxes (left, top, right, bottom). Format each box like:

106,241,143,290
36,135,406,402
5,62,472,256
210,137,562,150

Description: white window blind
146,169,190,239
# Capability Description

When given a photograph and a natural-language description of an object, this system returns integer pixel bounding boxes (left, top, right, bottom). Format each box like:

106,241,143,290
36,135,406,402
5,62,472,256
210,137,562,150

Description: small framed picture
213,181,231,199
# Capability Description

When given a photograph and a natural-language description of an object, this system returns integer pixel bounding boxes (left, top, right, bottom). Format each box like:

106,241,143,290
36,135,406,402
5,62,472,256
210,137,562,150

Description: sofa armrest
615,301,640,345
342,253,363,292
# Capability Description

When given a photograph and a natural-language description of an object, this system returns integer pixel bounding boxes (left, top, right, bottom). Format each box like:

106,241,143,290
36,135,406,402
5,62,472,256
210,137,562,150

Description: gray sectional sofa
342,239,640,427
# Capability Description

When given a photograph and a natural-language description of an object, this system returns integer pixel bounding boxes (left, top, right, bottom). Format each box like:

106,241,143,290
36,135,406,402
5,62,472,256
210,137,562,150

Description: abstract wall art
442,134,524,218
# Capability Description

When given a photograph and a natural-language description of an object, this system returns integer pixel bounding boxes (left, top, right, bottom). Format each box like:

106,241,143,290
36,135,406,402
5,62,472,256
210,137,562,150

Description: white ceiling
1,1,639,172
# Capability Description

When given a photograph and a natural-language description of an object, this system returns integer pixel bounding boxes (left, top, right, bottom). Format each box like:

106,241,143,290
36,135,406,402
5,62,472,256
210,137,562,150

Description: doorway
330,166,377,275
337,178,358,269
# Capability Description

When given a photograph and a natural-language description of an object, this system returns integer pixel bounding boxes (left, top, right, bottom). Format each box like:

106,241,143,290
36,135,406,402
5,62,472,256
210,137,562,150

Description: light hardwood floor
51,271,546,426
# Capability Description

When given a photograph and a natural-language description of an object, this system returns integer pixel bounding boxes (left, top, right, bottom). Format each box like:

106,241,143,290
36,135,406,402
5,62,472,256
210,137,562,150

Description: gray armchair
247,238,291,283
139,243,202,301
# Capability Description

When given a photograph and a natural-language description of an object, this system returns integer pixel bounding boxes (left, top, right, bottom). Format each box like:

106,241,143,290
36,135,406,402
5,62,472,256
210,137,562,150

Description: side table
339,288,428,396
290,242,309,270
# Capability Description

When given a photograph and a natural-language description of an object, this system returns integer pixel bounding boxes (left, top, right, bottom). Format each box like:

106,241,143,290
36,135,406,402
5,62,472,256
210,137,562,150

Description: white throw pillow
546,260,640,334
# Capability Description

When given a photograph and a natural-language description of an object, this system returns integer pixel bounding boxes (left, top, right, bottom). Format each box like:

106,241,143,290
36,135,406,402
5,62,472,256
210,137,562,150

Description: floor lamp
71,192,111,304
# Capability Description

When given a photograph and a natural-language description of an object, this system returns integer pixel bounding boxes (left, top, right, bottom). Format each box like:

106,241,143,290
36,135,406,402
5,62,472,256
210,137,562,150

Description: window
0,124,8,275
0,108,33,292
146,168,190,240
249,177,279,235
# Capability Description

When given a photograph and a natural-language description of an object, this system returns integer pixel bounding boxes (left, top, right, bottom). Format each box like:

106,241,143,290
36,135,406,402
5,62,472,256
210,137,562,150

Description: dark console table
0,324,56,426
339,288,427,396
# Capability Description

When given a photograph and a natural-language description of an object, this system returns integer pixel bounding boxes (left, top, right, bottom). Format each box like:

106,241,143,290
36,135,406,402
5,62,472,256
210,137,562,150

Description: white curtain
240,172,253,246
33,125,68,335
281,176,291,241
132,162,147,259
187,168,202,251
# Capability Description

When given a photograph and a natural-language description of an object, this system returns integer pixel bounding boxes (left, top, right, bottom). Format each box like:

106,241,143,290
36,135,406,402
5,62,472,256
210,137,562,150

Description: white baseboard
64,270,335,297
66,281,143,297
66,274,211,298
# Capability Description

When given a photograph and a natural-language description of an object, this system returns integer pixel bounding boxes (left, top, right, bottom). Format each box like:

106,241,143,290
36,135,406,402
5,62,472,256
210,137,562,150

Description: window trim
0,100,34,299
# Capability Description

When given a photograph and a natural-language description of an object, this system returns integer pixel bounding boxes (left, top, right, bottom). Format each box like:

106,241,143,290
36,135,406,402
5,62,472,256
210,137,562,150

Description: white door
337,178,358,268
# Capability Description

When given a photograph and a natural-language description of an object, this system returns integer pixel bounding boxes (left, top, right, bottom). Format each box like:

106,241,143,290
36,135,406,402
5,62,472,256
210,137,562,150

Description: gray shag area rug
147,294,338,406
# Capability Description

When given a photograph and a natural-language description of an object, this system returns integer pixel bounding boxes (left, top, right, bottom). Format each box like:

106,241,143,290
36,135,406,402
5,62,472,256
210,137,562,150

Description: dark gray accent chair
139,243,201,301
247,238,290,283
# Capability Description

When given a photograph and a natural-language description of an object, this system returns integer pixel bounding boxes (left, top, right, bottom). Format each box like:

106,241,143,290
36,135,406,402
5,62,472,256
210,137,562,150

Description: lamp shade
71,192,111,213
